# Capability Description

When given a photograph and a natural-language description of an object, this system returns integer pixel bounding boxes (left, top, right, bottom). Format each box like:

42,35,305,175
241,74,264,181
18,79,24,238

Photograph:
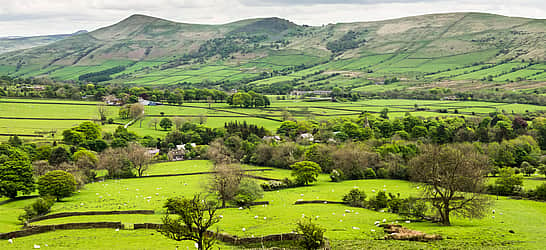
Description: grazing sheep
8,239,13,244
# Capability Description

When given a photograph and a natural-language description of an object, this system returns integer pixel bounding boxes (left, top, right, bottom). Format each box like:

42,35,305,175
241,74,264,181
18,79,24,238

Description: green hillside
0,12,545,92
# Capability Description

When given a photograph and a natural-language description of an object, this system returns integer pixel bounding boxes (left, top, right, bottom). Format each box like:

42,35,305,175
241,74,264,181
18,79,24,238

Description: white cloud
0,0,544,36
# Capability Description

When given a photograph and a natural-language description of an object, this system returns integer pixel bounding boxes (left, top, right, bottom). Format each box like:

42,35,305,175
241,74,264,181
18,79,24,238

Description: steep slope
0,30,87,54
0,12,544,89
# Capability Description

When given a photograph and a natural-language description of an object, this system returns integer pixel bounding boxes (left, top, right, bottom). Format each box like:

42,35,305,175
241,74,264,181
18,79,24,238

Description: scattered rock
381,224,442,242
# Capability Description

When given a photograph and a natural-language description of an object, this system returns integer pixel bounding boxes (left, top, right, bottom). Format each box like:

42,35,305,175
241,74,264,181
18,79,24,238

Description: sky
1,0,545,37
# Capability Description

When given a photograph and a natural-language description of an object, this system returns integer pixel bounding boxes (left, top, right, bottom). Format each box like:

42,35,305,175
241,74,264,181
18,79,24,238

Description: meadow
2,97,546,142
1,160,545,249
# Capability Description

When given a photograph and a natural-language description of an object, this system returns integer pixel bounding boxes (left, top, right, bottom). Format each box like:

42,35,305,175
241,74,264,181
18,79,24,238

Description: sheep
492,209,495,214
219,215,223,218
382,219,387,223
370,229,376,232
345,209,351,213
116,228,120,231
339,219,343,222
352,226,360,230
263,217,267,220
405,220,411,223
242,228,246,232
374,221,380,225
8,239,13,244
372,189,376,193
34,244,40,249
254,215,259,219
300,194,304,196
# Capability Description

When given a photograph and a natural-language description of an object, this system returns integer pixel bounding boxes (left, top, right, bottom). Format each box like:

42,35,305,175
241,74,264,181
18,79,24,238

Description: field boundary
28,210,155,223
132,169,276,180
0,222,332,249
294,200,346,205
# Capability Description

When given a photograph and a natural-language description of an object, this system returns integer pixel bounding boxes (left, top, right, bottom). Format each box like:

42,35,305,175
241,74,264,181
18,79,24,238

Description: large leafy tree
37,170,77,201
0,145,35,198
290,161,322,186
159,195,221,250
409,143,490,225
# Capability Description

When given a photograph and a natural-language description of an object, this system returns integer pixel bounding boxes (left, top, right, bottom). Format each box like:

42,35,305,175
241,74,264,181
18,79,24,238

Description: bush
329,169,343,182
488,168,524,196
399,197,428,219
528,183,546,200
295,217,326,250
37,170,77,201
521,161,535,176
342,188,366,207
18,196,55,222
387,193,402,213
233,179,264,207
364,168,377,179
376,168,390,179
368,191,389,210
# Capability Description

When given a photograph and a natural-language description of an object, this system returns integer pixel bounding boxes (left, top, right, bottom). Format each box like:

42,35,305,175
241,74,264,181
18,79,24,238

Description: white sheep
8,238,13,244
382,219,387,223
254,215,258,219
34,244,40,249
405,220,411,223
352,226,360,230
242,228,246,232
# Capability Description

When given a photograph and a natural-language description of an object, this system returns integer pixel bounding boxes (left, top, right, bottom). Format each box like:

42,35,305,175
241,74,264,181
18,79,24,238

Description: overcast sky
1,0,545,37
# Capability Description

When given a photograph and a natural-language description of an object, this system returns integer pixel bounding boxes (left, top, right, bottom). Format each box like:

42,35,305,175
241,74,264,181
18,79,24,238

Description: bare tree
98,147,127,177
408,143,490,225
149,118,159,130
127,142,152,177
172,116,184,131
206,139,235,164
209,164,243,208
129,103,145,120
97,104,110,121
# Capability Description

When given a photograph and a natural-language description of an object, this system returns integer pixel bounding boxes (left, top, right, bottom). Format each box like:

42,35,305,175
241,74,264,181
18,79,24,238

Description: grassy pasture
2,98,546,142
1,160,545,249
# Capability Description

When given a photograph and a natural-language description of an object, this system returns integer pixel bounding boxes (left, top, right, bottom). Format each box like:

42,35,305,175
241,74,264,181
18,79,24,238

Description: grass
1,160,546,249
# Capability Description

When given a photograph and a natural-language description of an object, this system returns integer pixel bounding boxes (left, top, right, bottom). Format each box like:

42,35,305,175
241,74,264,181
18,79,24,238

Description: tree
160,118,173,131
127,142,152,177
295,217,326,250
149,118,159,131
37,170,77,201
129,103,145,120
49,147,70,166
343,188,367,207
408,143,490,225
490,168,523,196
290,161,321,186
159,195,221,250
97,103,110,121
0,145,34,198
210,164,243,208
380,108,389,119
98,147,134,178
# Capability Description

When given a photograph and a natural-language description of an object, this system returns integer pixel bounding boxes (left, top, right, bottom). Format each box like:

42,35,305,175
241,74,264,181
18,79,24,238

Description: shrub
387,193,402,213
399,197,428,219
18,196,55,222
233,179,263,207
295,217,326,250
342,188,367,207
521,161,535,176
368,191,389,210
364,168,377,179
488,168,524,196
376,168,390,179
329,169,343,182
37,170,77,201
528,183,546,200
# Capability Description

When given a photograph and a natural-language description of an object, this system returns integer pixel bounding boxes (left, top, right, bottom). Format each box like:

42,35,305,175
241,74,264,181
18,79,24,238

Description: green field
1,160,545,249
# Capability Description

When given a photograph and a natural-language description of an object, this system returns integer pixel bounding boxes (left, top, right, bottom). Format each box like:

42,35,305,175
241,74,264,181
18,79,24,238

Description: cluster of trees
326,30,366,53
226,91,270,108
78,65,128,83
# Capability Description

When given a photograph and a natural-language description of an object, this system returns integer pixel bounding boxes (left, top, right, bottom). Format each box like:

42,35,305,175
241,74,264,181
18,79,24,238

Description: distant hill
0,30,87,54
0,12,544,93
